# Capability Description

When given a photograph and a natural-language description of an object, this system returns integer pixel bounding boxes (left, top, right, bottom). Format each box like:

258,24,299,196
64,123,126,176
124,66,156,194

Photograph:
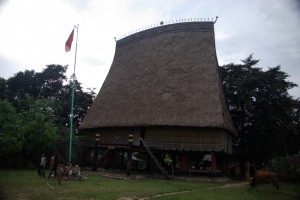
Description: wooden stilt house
79,20,236,177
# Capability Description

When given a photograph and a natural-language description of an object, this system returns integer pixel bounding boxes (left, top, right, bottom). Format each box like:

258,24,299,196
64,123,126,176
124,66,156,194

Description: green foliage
220,55,299,165
6,65,67,102
0,99,59,167
267,157,281,172
0,100,23,156
0,64,96,167
21,99,58,165
286,163,300,178
0,77,7,100
0,135,22,155
6,70,38,101
164,154,173,166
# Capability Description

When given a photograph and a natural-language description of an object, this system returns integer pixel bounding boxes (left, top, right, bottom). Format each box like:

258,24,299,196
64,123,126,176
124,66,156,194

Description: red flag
65,29,74,52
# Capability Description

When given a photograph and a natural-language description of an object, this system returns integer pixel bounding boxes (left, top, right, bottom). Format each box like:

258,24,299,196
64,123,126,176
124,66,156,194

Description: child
56,156,64,185
69,164,81,178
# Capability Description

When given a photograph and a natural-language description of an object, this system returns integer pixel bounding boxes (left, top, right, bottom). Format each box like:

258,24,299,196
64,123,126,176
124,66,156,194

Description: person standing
56,155,64,185
39,154,47,177
48,155,56,179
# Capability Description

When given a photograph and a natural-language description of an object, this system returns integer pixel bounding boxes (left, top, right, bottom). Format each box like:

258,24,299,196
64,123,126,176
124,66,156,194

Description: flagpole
69,24,79,162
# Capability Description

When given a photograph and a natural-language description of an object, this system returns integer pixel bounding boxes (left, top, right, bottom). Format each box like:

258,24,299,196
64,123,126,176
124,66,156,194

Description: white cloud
0,0,299,97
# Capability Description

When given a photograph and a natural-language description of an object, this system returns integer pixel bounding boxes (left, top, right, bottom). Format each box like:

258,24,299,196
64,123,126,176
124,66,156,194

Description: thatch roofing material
80,22,235,133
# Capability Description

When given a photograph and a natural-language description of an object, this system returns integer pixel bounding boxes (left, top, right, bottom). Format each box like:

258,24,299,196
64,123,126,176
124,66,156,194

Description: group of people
38,154,81,185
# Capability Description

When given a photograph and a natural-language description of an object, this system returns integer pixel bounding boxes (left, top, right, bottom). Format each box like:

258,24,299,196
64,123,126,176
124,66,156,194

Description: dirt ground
86,170,248,200
117,182,249,200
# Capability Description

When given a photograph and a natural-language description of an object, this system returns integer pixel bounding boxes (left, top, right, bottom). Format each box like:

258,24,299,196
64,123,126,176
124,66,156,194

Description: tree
0,99,59,167
287,99,300,154
6,65,67,109
1,64,96,167
37,64,67,100
219,55,298,168
0,100,23,164
0,77,7,100
6,70,39,101
5,64,95,133
60,80,96,163
63,80,96,133
21,99,58,166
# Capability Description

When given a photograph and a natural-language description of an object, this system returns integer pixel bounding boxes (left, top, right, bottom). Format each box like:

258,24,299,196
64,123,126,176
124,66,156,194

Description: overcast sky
0,0,299,98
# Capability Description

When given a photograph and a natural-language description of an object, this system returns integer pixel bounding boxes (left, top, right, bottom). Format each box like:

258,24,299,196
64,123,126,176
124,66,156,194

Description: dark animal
250,170,279,190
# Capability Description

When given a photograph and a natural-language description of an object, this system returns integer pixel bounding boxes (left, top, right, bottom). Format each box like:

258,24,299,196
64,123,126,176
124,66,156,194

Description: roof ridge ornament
117,18,217,40
214,16,218,24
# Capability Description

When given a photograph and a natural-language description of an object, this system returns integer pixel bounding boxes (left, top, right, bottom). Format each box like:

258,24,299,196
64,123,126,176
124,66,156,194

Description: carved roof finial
214,16,218,24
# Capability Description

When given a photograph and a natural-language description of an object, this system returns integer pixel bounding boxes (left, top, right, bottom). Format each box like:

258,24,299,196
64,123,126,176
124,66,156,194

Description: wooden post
171,153,176,177
211,152,217,174
121,150,125,172
126,133,133,176
245,161,250,179
180,153,188,172
92,133,100,171
222,156,226,175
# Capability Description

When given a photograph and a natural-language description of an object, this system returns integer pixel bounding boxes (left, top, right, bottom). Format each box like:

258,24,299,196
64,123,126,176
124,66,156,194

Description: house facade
80,21,235,177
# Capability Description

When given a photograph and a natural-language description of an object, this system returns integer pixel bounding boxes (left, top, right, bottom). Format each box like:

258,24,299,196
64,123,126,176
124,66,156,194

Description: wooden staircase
95,150,109,167
139,137,170,179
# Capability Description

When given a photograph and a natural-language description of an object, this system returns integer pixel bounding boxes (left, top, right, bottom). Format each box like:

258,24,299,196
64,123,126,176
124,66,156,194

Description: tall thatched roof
80,21,235,133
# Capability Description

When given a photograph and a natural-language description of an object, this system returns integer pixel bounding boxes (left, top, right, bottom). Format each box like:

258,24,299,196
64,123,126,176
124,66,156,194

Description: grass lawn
0,170,299,200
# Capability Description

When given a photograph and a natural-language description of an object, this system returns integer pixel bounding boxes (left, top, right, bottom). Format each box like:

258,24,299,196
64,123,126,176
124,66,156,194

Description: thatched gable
80,22,235,134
